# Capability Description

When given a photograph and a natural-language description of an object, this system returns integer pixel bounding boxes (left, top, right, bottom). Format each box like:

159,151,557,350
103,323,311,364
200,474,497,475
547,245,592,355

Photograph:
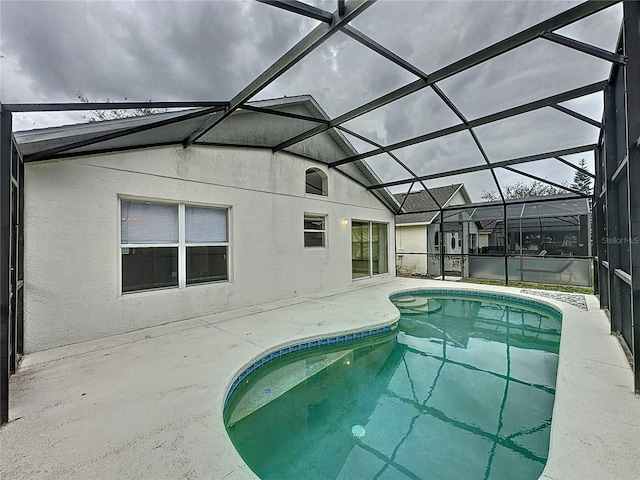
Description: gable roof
13,95,401,212
394,184,465,224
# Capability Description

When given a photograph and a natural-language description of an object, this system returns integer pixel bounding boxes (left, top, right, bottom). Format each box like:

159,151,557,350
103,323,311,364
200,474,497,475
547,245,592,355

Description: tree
570,158,593,195
481,179,569,201
75,91,167,122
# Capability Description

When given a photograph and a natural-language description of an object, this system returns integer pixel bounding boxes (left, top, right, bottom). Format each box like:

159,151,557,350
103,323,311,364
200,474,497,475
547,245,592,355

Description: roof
7,2,611,216
13,95,401,212
394,184,465,224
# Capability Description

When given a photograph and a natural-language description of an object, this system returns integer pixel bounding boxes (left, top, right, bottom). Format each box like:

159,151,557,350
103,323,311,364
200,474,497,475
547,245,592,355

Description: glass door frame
351,220,389,279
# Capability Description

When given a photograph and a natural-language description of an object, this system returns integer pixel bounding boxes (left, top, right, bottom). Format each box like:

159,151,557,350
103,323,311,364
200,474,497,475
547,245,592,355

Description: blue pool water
225,293,562,480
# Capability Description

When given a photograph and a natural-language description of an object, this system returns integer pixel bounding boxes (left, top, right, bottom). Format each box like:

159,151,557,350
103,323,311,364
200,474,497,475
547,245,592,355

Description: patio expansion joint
203,299,365,351
219,464,249,480
199,298,315,326
200,278,398,328
207,323,266,350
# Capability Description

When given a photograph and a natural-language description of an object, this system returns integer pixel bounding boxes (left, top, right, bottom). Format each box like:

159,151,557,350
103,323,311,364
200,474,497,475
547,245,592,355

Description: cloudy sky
0,0,623,201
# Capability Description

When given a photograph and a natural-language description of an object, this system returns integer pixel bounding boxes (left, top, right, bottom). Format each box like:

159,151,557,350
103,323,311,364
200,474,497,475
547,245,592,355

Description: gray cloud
1,0,309,102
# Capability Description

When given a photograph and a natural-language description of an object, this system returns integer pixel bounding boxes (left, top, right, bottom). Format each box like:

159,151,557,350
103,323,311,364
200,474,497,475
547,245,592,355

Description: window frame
303,213,327,248
119,197,230,294
305,167,328,196
351,220,389,279
184,204,230,286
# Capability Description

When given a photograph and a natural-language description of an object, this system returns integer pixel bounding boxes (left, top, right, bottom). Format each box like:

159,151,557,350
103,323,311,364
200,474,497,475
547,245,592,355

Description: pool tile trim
225,288,562,408
224,324,394,406
389,288,563,320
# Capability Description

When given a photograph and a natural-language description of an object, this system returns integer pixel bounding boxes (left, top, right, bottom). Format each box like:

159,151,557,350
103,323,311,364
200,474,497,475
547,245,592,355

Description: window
185,205,228,284
305,168,328,196
121,199,228,293
304,214,326,247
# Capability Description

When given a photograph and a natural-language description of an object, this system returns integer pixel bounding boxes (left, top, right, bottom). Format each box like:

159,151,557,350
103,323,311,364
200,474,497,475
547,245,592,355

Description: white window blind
185,206,227,243
121,200,178,244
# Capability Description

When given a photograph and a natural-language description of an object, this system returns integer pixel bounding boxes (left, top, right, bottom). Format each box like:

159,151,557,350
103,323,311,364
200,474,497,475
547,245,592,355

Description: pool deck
1,277,638,479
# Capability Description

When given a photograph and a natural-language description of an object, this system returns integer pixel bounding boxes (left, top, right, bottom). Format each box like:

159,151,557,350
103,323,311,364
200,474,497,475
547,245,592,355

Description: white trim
442,184,471,207
121,243,180,248
396,221,431,227
303,212,328,248
397,210,439,225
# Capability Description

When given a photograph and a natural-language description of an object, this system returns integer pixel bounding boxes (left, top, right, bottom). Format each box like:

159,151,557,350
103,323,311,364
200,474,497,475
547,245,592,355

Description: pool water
225,294,561,480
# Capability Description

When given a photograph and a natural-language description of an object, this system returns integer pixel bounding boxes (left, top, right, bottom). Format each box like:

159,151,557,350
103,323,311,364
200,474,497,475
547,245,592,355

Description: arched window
305,167,328,196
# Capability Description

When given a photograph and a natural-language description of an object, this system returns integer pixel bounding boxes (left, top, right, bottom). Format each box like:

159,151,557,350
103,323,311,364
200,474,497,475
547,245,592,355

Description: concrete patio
1,277,638,479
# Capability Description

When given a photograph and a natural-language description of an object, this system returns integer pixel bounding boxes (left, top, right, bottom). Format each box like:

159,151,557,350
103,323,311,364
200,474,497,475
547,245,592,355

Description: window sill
120,284,179,296
121,280,231,296
352,273,391,281
186,279,231,288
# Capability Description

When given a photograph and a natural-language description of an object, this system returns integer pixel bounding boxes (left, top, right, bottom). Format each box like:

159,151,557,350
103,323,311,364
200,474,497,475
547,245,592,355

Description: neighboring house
16,96,398,352
477,220,497,252
394,184,478,277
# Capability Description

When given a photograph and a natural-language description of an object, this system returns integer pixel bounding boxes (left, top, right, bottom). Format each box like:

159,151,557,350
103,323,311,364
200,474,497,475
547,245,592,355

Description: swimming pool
224,290,562,480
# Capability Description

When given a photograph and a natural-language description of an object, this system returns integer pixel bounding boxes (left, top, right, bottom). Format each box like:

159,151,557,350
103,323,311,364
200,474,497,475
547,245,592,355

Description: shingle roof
13,95,402,213
394,184,463,224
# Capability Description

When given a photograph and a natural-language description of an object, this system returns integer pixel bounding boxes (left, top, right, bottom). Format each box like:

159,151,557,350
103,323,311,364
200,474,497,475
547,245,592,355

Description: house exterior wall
395,188,482,277
446,190,467,207
24,145,395,352
395,224,427,275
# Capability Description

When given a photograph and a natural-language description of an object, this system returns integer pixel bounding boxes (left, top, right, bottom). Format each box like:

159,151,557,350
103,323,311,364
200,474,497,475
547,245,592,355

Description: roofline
396,221,431,227
441,183,467,208
396,210,440,225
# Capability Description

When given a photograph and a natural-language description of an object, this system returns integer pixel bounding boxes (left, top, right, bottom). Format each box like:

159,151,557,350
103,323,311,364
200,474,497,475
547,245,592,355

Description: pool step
392,297,442,314
393,296,417,304
227,349,352,426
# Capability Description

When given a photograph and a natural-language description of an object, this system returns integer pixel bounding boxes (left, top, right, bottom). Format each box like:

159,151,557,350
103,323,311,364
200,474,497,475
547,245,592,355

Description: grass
458,277,594,295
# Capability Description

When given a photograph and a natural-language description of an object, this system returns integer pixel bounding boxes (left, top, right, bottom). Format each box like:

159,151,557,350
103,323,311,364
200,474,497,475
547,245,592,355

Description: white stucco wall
446,189,467,208
24,145,395,352
395,224,427,275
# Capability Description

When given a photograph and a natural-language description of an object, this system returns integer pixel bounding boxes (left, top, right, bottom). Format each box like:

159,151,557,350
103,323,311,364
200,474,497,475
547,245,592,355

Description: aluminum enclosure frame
593,1,640,393
1,0,637,423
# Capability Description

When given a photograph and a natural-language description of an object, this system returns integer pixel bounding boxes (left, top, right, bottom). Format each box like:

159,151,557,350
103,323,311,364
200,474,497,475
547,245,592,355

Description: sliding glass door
352,221,388,279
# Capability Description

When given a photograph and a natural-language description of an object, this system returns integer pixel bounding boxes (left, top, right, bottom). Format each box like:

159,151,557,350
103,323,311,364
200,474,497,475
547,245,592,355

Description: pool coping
1,277,638,479
223,323,397,408
219,282,637,480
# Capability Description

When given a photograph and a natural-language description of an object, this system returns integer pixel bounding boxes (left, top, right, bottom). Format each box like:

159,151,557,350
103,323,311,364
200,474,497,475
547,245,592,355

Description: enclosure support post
504,204,509,286
440,212,445,281
623,0,640,393
519,217,523,282
593,146,605,302
0,108,11,425
603,77,621,333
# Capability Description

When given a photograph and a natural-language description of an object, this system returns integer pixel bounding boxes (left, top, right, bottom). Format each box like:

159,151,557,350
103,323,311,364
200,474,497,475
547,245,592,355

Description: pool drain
351,425,366,439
